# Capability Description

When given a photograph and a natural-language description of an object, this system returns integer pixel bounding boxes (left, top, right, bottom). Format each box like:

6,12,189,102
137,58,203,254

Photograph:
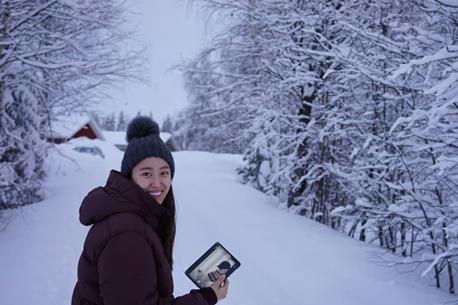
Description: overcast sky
97,0,212,124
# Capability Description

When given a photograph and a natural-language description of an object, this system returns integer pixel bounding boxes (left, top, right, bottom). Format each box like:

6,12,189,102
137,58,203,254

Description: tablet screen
185,242,241,288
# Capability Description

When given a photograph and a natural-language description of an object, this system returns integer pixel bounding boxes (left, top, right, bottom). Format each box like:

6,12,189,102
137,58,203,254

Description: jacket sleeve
97,232,217,305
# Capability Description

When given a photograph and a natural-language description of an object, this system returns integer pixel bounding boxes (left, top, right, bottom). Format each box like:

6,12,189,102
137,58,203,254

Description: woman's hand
209,274,229,301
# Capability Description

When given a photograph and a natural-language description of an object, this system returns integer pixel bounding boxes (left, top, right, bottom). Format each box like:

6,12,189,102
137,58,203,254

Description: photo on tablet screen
185,242,240,288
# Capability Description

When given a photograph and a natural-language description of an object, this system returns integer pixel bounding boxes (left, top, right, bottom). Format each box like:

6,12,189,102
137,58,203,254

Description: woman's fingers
214,273,225,286
208,270,221,282
210,274,229,300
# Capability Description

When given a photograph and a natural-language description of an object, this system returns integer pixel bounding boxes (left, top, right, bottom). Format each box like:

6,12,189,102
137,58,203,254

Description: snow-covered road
0,141,451,305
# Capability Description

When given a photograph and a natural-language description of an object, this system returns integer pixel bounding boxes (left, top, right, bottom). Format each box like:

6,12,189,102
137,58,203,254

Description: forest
171,0,458,293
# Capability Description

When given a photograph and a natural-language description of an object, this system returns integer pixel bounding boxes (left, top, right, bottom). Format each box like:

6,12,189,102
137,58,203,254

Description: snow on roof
50,114,105,140
102,131,126,145
103,130,172,145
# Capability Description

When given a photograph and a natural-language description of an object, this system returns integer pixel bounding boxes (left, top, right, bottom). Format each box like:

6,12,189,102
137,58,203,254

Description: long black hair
127,171,176,269
161,185,176,269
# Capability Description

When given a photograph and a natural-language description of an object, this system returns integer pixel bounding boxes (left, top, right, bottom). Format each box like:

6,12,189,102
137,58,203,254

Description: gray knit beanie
120,116,175,179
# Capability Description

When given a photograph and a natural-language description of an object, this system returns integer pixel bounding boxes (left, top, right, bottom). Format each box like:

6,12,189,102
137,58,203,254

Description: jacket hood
79,170,166,231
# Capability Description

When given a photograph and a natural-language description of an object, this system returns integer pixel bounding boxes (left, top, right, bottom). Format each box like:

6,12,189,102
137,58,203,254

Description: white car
73,146,105,158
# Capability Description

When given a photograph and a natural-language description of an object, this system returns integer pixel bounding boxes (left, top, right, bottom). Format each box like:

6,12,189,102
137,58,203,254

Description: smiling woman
131,157,172,204
71,116,229,305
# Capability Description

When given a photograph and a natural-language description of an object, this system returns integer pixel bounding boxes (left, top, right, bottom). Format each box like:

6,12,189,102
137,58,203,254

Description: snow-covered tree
161,114,173,133
183,0,458,293
117,111,127,131
102,113,116,131
173,53,251,153
0,0,145,210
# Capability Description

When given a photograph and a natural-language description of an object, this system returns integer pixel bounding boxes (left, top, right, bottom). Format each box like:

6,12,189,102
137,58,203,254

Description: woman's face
131,157,172,204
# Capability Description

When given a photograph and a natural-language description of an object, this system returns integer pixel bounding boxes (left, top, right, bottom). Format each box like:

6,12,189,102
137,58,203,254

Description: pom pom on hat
126,116,160,143
121,116,175,178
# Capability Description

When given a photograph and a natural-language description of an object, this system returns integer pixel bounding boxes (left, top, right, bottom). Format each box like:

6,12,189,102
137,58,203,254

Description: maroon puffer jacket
72,170,216,305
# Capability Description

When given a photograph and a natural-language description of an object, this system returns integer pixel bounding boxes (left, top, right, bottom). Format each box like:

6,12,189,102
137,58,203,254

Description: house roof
103,130,172,145
50,115,105,140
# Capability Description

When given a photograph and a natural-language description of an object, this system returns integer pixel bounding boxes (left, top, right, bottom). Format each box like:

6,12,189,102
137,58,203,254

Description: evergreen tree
103,112,116,131
117,111,127,131
161,115,173,133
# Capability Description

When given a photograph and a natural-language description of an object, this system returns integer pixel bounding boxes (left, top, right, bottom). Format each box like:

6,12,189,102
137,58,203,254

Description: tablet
185,242,241,288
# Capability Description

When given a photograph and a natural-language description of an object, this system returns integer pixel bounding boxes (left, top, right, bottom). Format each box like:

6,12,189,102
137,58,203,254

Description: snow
389,46,458,81
0,142,451,305
101,130,127,146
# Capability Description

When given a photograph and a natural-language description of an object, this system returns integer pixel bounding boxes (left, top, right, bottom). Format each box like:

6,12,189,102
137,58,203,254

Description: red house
48,115,105,144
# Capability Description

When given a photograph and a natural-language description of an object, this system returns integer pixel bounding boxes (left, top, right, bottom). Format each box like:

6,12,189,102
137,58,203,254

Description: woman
72,116,229,305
